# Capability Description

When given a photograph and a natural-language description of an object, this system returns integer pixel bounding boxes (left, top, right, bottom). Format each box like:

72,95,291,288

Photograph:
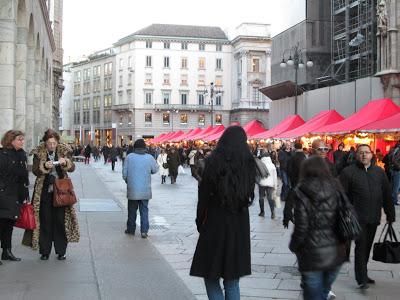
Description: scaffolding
331,0,377,83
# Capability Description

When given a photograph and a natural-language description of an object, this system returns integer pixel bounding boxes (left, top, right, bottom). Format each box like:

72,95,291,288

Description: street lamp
280,44,313,114
203,82,221,127
167,109,179,131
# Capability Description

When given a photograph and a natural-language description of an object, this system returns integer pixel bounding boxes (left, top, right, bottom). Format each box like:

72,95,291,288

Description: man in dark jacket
340,144,395,289
333,142,346,174
278,143,292,201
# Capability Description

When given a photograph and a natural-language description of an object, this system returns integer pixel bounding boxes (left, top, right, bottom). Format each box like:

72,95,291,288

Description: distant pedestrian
188,147,197,177
109,145,118,171
339,144,395,289
333,142,346,174
0,130,29,264
84,144,91,165
257,154,278,219
122,139,158,238
167,147,180,184
278,143,292,201
23,129,79,260
192,148,212,185
156,149,169,184
102,145,110,164
190,126,256,300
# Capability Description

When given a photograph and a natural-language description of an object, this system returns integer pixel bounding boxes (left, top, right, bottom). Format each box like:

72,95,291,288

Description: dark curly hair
42,129,60,142
1,130,24,149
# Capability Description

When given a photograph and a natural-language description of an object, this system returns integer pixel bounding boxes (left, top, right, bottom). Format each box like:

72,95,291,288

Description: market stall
252,115,305,140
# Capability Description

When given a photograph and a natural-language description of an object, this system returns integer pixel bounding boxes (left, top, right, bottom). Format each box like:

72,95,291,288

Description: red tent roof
204,128,226,141
252,115,305,139
313,98,400,134
277,110,344,139
152,132,171,143
359,112,400,133
149,133,166,143
189,126,214,140
171,129,193,142
196,125,225,140
180,127,203,141
243,120,267,138
158,131,184,143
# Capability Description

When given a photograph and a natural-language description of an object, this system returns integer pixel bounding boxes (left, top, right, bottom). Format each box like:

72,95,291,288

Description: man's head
338,142,344,151
133,138,146,149
285,142,291,152
356,144,373,167
311,139,329,158
294,142,303,151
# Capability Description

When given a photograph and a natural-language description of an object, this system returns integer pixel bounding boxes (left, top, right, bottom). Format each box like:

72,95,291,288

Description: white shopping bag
178,165,186,175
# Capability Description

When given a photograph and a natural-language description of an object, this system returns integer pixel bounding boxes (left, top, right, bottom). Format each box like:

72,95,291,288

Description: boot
1,248,21,261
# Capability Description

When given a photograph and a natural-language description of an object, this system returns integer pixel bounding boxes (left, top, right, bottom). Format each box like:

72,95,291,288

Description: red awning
149,133,166,144
196,126,225,140
171,129,193,142
252,115,305,139
158,131,184,143
243,120,267,138
313,98,400,134
180,127,203,141
151,132,171,143
277,110,344,139
189,126,214,140
359,112,400,133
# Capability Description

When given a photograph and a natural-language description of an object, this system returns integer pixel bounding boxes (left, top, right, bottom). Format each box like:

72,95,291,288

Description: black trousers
258,186,275,214
0,218,15,249
354,223,378,284
39,192,68,256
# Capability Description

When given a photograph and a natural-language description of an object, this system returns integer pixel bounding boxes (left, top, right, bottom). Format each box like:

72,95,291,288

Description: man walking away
84,144,91,165
340,144,395,289
188,147,197,177
388,141,400,205
122,139,158,238
278,143,292,201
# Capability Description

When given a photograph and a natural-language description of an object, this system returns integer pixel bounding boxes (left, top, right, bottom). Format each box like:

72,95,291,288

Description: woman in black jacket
0,130,29,264
190,126,256,300
289,156,346,299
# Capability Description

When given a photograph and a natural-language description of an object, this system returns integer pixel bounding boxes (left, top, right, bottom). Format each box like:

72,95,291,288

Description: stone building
0,0,59,151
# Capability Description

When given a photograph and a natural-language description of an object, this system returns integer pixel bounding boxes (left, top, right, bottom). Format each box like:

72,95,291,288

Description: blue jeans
280,170,290,201
127,200,149,234
204,278,240,300
301,266,341,300
391,170,400,204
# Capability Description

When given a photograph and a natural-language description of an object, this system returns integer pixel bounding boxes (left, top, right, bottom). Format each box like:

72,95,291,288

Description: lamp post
167,109,179,132
280,44,313,114
203,82,221,126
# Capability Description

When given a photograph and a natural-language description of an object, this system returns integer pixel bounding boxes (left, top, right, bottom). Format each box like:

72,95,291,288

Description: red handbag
15,203,36,230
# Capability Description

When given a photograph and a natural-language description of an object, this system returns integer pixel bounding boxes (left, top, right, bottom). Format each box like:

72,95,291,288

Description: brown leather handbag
53,178,77,207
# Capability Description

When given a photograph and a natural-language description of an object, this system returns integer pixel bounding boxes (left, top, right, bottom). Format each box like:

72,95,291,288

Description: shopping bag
14,203,36,230
178,165,186,175
373,223,400,264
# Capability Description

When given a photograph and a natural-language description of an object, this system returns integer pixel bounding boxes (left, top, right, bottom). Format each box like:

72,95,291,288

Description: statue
377,0,389,71
377,0,388,37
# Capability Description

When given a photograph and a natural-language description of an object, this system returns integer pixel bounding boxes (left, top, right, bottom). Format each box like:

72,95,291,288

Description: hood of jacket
297,178,337,204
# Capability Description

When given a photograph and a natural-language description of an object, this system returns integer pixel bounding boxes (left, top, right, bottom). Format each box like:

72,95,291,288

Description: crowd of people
1,126,399,300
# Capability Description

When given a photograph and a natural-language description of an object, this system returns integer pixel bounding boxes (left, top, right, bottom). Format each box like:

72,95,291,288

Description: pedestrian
23,129,79,260
122,139,158,238
192,148,212,185
84,144,91,165
387,141,400,205
167,147,180,184
156,149,169,184
0,130,29,264
109,145,118,171
333,142,346,174
310,139,336,176
339,144,395,288
289,156,347,299
102,144,110,164
278,143,292,201
190,126,256,300
258,153,278,219
188,147,198,177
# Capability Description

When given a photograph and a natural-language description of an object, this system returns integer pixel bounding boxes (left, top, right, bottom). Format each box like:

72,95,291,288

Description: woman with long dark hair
190,126,256,300
289,156,346,299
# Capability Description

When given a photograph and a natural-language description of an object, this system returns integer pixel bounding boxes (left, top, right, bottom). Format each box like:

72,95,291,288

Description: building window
93,65,101,77
128,73,132,85
145,92,152,104
216,58,222,70
199,57,205,69
74,71,81,82
119,75,123,87
74,112,80,124
181,74,188,86
253,87,260,101
215,95,222,106
119,58,124,69
163,74,170,85
180,113,188,124
163,113,170,125
104,77,112,91
180,93,187,105
198,74,205,86
215,114,222,125
83,98,90,110
216,44,222,52
198,114,205,126
93,96,100,108
128,56,132,68
146,56,152,67
252,58,260,72
199,44,205,51
215,75,222,87
164,42,170,49
93,79,101,92
83,111,90,124
128,112,133,125
127,90,132,101
104,95,112,107
74,84,81,96
83,68,90,80
118,91,123,104
104,62,112,75
237,84,242,99
145,113,152,123
181,57,188,69
238,58,242,74
145,73,152,84
74,99,80,111
164,56,170,68
162,92,170,105
181,42,188,50
198,94,205,106
104,110,112,123
93,110,100,124
146,41,152,48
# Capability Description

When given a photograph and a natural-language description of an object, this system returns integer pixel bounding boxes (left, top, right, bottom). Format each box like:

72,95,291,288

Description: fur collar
30,143,72,159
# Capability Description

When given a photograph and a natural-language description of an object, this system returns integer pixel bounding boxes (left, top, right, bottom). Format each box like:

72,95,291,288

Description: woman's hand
59,157,67,166
45,161,53,169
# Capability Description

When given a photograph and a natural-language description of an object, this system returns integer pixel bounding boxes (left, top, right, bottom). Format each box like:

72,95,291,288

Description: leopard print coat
22,143,80,250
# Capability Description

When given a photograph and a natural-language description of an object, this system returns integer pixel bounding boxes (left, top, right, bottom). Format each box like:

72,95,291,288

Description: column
15,26,28,131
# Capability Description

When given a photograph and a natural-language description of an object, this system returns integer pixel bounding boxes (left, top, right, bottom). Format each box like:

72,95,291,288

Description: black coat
190,160,251,280
339,162,395,224
0,148,29,220
289,179,347,272
278,150,291,171
333,149,346,174
287,151,307,187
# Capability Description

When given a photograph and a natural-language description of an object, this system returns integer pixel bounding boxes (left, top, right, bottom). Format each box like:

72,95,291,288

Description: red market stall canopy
171,129,193,142
175,128,203,142
150,133,167,143
277,110,344,139
158,130,184,143
196,125,225,140
313,98,400,135
203,126,227,142
252,115,305,139
188,125,214,140
359,112,400,133
243,120,267,138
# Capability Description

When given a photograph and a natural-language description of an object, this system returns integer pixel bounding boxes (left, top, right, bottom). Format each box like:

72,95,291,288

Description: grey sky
63,0,306,62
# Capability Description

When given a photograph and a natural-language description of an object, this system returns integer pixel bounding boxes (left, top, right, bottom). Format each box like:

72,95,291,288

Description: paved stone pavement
92,159,400,300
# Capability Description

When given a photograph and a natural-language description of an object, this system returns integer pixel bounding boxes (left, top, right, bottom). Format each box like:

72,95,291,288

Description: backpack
255,158,270,184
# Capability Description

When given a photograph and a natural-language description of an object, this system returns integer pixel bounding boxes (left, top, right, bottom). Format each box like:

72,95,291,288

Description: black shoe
57,254,66,260
367,277,375,284
125,229,135,235
1,249,21,261
258,211,265,217
141,233,148,239
0,260,2,265
40,254,49,260
271,212,276,219
358,283,369,289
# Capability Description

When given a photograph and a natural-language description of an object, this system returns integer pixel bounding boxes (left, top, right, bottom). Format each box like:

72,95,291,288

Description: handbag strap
378,223,389,243
388,224,399,242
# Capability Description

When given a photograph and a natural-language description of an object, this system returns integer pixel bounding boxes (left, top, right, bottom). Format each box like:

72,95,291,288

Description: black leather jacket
289,178,346,272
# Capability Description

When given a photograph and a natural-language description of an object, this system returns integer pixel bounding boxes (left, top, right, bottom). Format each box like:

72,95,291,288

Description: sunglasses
315,147,329,152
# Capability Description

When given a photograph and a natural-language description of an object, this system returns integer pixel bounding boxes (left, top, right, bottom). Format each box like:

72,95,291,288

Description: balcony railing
154,104,224,111
111,104,134,111
231,100,269,110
